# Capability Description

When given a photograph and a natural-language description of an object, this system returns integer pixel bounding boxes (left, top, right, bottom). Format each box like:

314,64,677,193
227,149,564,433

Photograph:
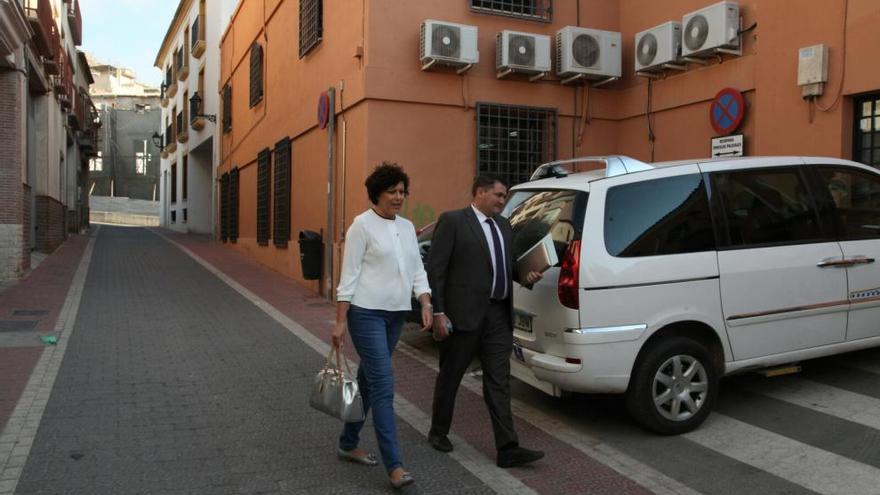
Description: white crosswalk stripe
685,414,880,495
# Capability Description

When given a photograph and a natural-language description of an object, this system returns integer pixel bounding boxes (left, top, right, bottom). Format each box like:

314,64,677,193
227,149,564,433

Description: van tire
626,336,718,435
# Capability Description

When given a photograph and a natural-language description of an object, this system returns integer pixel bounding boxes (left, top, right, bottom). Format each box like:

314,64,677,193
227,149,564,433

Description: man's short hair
471,175,507,197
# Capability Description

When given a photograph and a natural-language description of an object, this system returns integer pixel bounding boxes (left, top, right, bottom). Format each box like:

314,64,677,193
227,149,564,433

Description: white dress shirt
336,209,431,311
470,205,508,299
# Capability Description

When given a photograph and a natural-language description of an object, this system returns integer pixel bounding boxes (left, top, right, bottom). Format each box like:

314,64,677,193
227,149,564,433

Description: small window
505,189,588,261
183,208,188,223
476,102,557,187
222,84,232,133
711,167,825,248
171,210,176,223
273,137,291,247
299,0,323,57
89,151,102,171
170,163,177,203
471,0,552,22
249,43,263,107
605,174,714,257
182,155,188,201
815,166,880,240
257,148,272,246
853,93,880,167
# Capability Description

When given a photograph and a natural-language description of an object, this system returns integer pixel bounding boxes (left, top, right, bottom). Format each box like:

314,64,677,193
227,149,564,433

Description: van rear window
504,190,588,263
604,174,714,257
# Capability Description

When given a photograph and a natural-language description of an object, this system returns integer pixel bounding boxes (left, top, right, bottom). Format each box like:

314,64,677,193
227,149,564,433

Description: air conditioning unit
420,20,479,71
634,21,683,72
681,1,740,58
556,26,622,79
496,30,551,76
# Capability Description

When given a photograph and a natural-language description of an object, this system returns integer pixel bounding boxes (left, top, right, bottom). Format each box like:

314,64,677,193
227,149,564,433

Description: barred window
182,155,188,201
476,102,557,187
249,43,263,107
256,148,272,246
273,137,291,248
229,167,240,242
299,0,323,58
170,163,177,203
471,0,552,22
222,84,232,133
220,172,230,242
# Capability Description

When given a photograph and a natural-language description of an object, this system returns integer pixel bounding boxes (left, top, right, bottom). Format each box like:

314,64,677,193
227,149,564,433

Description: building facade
88,57,161,200
0,0,97,281
154,0,238,234
216,0,879,296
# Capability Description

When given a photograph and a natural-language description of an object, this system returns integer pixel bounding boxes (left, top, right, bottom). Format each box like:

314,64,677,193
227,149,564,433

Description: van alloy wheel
652,355,708,421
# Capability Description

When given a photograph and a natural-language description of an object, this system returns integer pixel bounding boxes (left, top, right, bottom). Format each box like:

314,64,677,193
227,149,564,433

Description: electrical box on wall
798,44,828,98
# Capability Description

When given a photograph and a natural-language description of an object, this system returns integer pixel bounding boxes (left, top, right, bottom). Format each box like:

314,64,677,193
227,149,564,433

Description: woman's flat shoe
390,472,414,489
337,447,379,466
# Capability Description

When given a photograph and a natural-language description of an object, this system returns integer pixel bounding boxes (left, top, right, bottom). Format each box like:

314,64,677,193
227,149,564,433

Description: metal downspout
324,87,336,299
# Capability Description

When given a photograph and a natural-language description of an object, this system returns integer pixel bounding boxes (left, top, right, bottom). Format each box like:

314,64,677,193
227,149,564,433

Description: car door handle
847,257,876,266
817,258,849,268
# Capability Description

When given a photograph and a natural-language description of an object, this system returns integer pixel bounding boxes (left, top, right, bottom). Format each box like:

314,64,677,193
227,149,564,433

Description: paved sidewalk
0,226,653,494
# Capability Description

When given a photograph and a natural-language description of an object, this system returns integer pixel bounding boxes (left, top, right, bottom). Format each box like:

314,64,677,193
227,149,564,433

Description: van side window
506,190,588,262
604,174,714,257
711,168,824,248
816,167,880,240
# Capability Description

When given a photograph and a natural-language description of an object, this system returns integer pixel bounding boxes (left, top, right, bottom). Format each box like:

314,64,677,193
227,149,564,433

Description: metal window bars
471,0,552,22
299,0,323,58
476,103,557,187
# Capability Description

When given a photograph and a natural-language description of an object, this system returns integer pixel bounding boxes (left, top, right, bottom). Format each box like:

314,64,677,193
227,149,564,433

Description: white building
154,0,237,234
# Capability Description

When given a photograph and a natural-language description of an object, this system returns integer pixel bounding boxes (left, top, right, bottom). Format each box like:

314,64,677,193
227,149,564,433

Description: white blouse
336,209,431,311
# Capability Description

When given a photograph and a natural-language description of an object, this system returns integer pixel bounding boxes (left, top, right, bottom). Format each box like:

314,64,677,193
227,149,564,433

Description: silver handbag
309,347,365,423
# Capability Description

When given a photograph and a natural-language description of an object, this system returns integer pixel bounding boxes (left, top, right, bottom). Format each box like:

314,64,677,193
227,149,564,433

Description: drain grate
13,309,49,316
0,320,38,332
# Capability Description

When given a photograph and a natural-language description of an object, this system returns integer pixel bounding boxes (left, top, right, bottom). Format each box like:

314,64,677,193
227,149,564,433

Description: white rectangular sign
711,134,744,158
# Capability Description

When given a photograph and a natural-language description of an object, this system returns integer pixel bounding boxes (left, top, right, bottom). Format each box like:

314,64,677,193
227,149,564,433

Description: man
427,175,544,468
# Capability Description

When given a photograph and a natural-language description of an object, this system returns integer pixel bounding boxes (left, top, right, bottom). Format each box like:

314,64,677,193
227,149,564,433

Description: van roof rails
529,155,653,181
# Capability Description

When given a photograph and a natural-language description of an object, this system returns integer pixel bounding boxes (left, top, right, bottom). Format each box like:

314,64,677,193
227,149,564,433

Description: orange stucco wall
220,0,880,291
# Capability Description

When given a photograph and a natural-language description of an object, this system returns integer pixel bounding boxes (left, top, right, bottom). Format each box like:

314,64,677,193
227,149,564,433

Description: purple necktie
485,218,506,300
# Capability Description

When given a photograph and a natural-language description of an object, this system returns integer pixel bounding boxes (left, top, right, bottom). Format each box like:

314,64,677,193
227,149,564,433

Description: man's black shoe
428,433,453,452
496,446,544,468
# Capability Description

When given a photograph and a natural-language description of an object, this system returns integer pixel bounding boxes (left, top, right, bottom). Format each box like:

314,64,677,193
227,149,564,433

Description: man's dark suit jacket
428,206,515,331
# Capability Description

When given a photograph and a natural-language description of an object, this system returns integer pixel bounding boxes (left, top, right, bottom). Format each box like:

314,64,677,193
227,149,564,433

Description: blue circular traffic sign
710,88,745,136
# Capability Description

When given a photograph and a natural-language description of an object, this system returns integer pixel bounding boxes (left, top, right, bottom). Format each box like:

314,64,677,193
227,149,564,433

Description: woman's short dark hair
365,162,409,205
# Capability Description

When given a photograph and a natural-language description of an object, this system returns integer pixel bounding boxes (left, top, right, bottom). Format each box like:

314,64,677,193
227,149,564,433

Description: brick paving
0,226,654,494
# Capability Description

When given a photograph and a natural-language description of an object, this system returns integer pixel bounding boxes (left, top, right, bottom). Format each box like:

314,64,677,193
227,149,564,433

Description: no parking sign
709,88,745,136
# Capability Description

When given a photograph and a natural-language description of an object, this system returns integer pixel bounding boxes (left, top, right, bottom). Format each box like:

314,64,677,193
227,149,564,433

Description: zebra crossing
492,347,880,495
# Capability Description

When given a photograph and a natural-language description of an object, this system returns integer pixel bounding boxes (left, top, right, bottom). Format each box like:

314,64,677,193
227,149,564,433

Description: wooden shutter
249,43,263,107
222,84,232,133
229,167,240,242
220,172,230,242
256,148,271,246
273,137,291,248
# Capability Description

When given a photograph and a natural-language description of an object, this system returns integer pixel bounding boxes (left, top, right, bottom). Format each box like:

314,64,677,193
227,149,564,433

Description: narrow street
3,227,880,494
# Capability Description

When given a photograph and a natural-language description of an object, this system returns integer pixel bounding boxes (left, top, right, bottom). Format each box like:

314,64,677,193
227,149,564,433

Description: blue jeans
338,305,406,473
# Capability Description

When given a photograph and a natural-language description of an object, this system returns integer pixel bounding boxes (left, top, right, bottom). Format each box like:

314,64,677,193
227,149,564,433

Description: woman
333,162,433,489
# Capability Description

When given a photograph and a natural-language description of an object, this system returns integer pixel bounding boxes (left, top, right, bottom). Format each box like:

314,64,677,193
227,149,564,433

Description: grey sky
80,0,179,86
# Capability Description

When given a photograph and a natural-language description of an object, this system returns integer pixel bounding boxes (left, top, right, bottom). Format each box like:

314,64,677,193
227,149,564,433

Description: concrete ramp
89,196,160,226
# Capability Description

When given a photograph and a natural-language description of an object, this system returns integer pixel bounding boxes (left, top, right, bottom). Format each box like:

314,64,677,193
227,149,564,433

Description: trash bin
299,230,323,280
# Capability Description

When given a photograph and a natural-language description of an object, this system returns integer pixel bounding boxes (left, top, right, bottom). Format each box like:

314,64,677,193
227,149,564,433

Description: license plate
514,312,533,333
513,344,525,362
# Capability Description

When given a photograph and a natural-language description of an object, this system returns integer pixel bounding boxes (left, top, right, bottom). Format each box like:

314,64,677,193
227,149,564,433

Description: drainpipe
324,87,336,299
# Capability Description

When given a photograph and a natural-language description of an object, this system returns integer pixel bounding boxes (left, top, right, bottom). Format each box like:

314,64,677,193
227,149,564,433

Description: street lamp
189,92,216,123
151,131,164,151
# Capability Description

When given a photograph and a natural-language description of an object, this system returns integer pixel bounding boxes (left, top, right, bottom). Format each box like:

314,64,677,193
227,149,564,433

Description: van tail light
558,240,581,310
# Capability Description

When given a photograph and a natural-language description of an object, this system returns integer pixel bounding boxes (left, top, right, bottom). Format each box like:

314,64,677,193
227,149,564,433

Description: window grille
471,0,552,22
229,167,240,242
249,43,263,107
220,172,229,242
476,102,557,187
299,0,323,58
854,93,880,167
273,137,291,247
222,84,232,133
257,148,271,246
170,163,177,203
182,155,188,201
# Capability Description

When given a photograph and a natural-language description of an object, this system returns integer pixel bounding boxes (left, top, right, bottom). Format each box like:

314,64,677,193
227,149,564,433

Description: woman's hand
420,304,433,332
332,321,347,349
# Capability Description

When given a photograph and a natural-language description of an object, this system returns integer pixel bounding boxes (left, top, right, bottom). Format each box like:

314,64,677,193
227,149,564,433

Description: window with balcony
257,148,271,246
476,102,557,187
176,44,189,81
192,2,206,58
299,0,323,57
249,43,263,107
222,84,232,133
470,0,552,21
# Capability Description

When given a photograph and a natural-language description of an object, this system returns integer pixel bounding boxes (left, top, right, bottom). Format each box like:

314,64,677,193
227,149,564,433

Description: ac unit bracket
421,59,437,72
591,76,618,88
560,73,586,85
528,72,547,82
636,71,663,80
455,64,473,75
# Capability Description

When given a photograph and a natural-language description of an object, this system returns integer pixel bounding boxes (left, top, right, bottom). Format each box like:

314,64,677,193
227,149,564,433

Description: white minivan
503,156,880,434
